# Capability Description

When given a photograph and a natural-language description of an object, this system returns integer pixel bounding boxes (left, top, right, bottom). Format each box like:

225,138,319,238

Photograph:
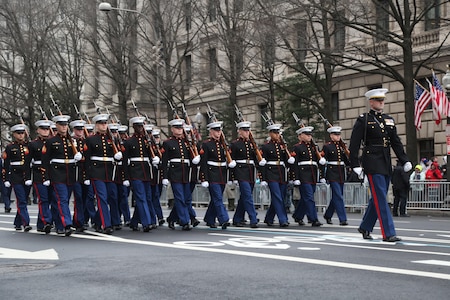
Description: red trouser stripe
367,174,386,238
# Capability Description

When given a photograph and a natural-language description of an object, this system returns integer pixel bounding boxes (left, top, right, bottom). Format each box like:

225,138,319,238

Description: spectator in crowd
425,161,443,208
391,160,410,217
409,164,425,204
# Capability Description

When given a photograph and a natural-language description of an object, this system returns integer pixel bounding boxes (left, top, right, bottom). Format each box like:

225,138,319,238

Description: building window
208,0,217,22
295,21,307,63
331,92,339,121
425,0,440,31
234,0,243,13
185,2,191,31
185,55,192,84
419,139,434,162
333,18,345,52
375,1,389,42
208,48,217,81
259,104,269,129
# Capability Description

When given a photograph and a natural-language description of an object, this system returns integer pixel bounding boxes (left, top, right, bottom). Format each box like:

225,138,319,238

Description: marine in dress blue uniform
42,115,81,236
291,126,325,227
29,120,53,234
162,119,199,231
200,121,231,229
229,121,259,228
2,124,32,232
259,123,292,227
122,117,158,232
83,114,122,234
321,126,350,226
116,125,131,226
349,88,412,242
146,124,163,226
0,158,13,213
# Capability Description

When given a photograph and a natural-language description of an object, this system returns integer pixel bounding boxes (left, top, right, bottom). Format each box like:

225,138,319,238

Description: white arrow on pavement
0,247,59,260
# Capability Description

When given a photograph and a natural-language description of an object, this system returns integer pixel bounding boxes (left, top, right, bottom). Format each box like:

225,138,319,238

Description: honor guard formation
1,89,411,241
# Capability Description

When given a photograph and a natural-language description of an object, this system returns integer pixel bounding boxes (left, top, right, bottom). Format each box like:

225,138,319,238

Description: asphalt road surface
0,205,449,300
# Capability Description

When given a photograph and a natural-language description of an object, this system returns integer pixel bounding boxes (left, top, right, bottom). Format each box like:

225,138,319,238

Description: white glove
43,180,50,186
123,180,130,187
233,180,239,185
114,151,123,161
259,158,267,167
288,156,295,165
83,180,91,186
162,179,169,186
404,161,412,172
201,181,209,188
227,181,233,185
228,160,236,168
260,181,268,187
4,181,10,188
192,155,200,165
25,180,32,186
319,178,327,184
353,167,364,180
152,156,160,166
319,157,327,165
74,152,83,162
293,180,301,186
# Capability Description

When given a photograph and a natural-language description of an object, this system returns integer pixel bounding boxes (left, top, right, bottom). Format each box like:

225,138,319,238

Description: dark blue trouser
233,181,258,224
204,183,229,225
293,183,318,222
13,184,31,228
34,182,52,229
324,182,347,222
92,180,115,229
52,183,73,228
130,180,152,227
264,182,288,225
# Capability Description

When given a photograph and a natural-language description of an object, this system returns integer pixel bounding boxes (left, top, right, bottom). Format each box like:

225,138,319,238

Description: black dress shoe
75,227,85,233
339,221,348,226
311,221,322,227
264,221,274,227
207,223,217,228
399,214,410,217
324,217,333,225
191,219,200,227
124,221,131,227
143,226,151,232
64,227,73,236
113,225,122,231
221,222,230,230
130,226,140,231
150,224,157,230
104,227,113,235
24,225,32,232
168,221,175,230
280,222,289,227
94,225,103,233
383,236,402,242
233,222,245,227
44,224,53,234
5,207,11,213
56,229,65,235
250,223,258,228
182,224,191,231
358,227,373,240
158,219,166,226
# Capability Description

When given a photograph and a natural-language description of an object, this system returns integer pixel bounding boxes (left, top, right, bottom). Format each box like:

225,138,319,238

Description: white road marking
412,260,450,267
0,247,58,260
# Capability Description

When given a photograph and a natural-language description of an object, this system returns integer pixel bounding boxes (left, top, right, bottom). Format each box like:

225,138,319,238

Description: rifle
318,113,350,157
234,105,263,162
182,104,199,157
131,99,156,158
16,109,31,142
50,94,79,155
73,104,89,138
38,105,54,136
207,104,233,164
292,112,322,160
92,99,119,154
144,113,162,158
262,112,292,159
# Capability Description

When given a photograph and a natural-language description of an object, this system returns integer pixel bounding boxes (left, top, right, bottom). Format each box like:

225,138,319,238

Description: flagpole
441,67,450,181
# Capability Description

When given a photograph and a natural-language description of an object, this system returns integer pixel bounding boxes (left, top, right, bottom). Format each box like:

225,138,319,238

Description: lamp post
194,107,204,140
441,65,450,181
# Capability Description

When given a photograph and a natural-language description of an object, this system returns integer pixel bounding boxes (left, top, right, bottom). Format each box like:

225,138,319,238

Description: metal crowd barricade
408,180,450,210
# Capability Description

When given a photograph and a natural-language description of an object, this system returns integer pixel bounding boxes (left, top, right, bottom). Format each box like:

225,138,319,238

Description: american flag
414,82,432,130
430,70,450,124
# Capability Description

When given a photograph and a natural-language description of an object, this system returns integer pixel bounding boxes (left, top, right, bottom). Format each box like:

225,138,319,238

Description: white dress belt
266,161,285,166
51,158,76,164
327,161,345,166
90,156,114,162
32,160,42,165
130,157,150,162
10,161,25,166
170,158,190,164
235,159,254,165
298,161,318,166
207,161,227,167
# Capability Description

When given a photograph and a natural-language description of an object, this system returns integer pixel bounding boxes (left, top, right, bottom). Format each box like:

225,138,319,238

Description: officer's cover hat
10,124,28,132
92,114,110,123
52,115,70,124
118,125,128,133
169,118,185,128
130,116,146,125
296,126,314,135
236,121,251,129
144,124,153,132
207,121,223,130
108,124,119,131
152,128,161,136
266,123,282,132
35,120,52,128
85,124,94,132
365,88,388,100
69,120,86,129
327,126,342,134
